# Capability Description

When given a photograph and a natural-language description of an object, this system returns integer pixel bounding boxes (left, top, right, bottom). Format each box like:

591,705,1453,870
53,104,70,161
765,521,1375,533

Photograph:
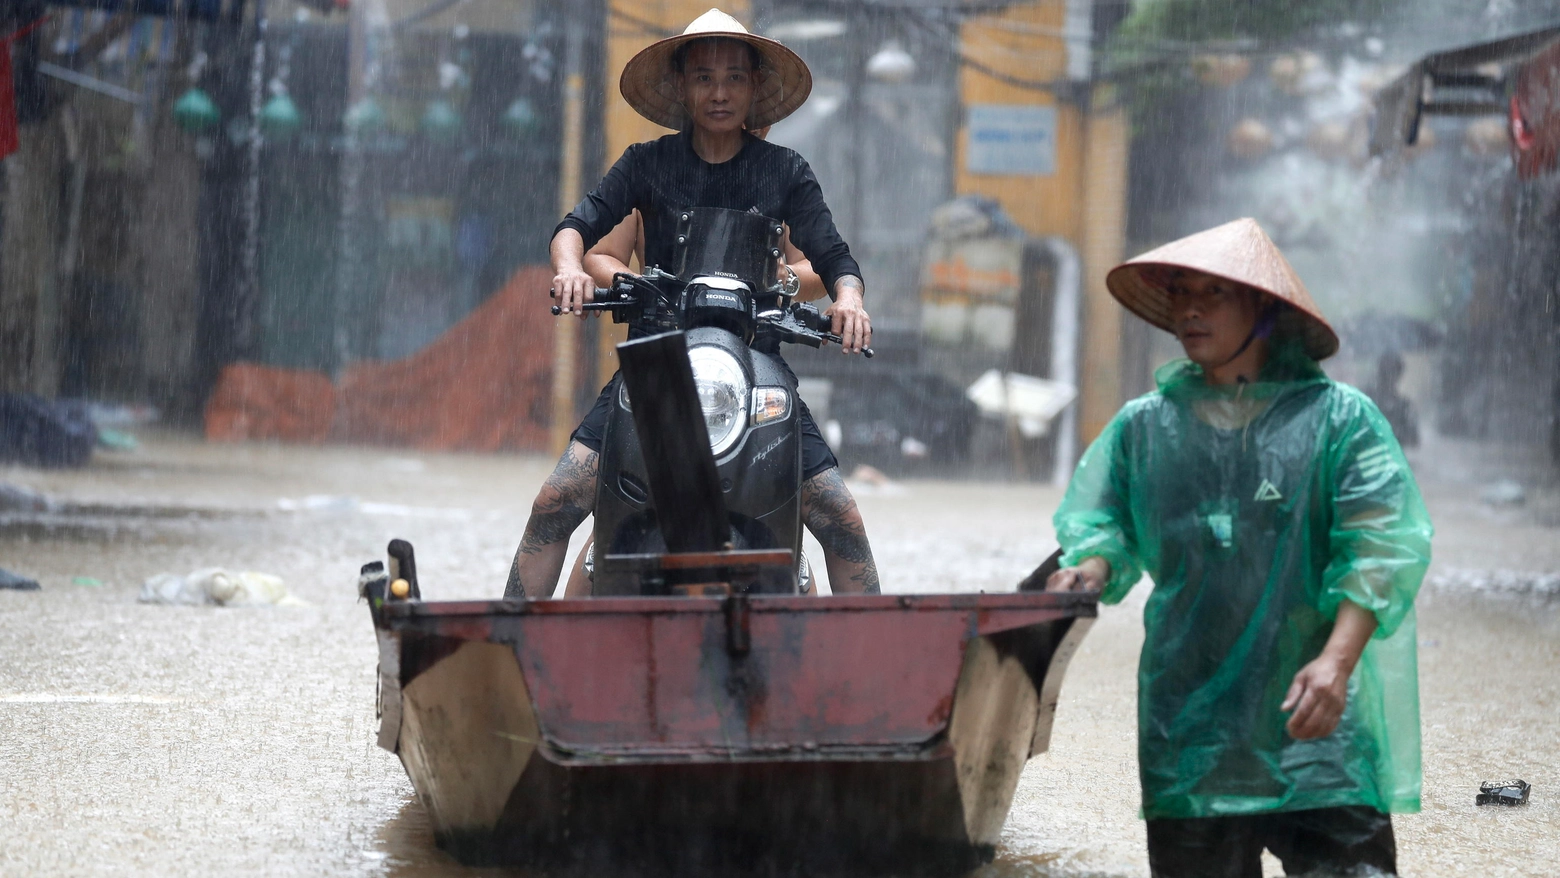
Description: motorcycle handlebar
547,285,873,357
549,287,616,316
830,337,874,359
794,305,874,358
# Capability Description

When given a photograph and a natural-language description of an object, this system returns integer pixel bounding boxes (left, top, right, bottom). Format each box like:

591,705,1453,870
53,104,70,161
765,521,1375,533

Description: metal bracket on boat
387,538,422,601
599,547,793,596
724,592,751,656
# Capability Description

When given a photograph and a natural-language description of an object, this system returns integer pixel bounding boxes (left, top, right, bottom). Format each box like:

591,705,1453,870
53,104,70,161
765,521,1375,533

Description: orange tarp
205,266,557,452
205,363,335,443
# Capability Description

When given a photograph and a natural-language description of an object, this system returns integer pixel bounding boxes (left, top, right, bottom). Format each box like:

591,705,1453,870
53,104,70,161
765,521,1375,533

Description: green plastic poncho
1054,344,1433,820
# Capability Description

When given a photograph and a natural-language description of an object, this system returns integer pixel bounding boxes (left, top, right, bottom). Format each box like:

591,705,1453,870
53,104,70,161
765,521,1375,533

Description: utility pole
334,0,370,376
843,7,868,243
237,0,268,363
549,10,587,455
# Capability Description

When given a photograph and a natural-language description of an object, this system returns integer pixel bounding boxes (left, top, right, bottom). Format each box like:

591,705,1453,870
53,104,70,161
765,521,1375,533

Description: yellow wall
956,2,1131,441
1078,90,1130,441
955,2,1080,241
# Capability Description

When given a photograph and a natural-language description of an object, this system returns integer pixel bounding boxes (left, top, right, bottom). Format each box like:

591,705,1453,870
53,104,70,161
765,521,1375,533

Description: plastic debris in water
96,428,139,451
139,568,307,607
1480,479,1526,507
0,483,52,512
1476,780,1531,806
0,567,41,590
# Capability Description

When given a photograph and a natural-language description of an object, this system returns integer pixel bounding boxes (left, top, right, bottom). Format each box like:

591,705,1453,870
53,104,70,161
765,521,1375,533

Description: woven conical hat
1106,217,1340,360
619,9,812,131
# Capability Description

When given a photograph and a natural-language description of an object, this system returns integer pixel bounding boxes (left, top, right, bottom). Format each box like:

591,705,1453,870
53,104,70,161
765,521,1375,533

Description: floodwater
2,431,1557,877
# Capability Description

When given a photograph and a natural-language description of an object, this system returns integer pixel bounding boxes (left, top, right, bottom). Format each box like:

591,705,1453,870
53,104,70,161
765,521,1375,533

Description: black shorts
570,370,839,481
1146,806,1396,878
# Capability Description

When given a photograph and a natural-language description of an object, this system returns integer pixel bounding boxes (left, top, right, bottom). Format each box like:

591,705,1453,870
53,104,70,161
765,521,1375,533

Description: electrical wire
609,6,677,39
596,1,1444,94
389,0,462,32
960,16,1095,40
903,11,1071,93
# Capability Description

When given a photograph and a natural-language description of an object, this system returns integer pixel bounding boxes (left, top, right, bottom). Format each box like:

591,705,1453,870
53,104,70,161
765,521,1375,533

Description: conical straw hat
619,9,812,131
1106,217,1340,360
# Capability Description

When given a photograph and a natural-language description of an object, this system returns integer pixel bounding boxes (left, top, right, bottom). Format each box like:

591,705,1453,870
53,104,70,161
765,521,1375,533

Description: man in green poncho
1047,218,1433,877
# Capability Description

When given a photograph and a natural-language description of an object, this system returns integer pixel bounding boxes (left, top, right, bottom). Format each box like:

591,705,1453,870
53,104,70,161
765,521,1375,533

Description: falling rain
1,0,1557,876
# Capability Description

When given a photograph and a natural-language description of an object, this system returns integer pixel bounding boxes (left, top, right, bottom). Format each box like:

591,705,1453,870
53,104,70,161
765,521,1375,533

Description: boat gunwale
378,591,1099,623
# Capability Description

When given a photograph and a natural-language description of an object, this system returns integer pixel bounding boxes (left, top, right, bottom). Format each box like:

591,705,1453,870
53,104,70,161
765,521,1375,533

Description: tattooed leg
801,467,880,594
504,442,599,599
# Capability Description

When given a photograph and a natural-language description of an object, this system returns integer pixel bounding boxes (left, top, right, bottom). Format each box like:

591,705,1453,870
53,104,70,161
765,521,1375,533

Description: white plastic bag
139,568,307,607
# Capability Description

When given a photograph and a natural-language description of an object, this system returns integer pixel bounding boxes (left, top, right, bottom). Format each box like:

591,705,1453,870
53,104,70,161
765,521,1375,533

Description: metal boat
364,544,1095,876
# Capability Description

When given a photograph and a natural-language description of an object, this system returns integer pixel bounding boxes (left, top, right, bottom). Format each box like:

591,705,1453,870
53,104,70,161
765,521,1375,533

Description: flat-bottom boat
364,544,1095,876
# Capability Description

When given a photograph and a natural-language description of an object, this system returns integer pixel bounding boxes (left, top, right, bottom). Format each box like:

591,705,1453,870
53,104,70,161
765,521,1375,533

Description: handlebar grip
549,287,614,299
552,301,620,315
550,288,619,316
820,331,875,358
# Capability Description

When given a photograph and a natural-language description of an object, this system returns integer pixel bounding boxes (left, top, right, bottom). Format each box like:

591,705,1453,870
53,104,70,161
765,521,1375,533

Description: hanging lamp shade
344,96,386,133
866,40,915,83
260,93,303,138
501,97,538,136
172,87,221,133
421,98,461,139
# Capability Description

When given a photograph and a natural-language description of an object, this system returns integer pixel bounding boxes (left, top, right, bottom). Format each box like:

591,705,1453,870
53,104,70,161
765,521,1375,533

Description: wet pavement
2,430,1557,876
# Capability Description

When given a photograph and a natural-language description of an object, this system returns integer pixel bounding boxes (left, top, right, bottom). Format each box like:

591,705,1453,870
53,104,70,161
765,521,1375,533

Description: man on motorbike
555,173,827,597
505,9,878,599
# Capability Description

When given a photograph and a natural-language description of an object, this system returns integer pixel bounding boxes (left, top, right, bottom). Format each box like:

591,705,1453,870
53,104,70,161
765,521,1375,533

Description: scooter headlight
688,346,750,457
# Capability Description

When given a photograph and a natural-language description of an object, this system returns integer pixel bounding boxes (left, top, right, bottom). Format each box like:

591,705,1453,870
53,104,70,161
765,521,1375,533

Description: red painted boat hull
371,592,1096,875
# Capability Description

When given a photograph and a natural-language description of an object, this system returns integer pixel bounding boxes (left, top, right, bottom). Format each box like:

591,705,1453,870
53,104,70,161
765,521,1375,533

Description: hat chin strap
1214,304,1281,370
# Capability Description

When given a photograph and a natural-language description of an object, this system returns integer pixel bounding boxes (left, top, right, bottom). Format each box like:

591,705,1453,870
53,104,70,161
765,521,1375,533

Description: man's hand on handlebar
552,268,597,318
826,276,872,355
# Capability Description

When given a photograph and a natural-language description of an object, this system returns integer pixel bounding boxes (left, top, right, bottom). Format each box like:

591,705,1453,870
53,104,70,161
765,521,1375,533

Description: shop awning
1370,23,1560,178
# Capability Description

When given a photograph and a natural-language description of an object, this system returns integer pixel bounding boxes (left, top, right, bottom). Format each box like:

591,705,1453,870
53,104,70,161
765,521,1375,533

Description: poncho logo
1254,479,1283,502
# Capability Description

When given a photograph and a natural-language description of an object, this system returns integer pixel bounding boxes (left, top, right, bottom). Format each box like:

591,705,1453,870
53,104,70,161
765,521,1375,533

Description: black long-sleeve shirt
554,130,862,295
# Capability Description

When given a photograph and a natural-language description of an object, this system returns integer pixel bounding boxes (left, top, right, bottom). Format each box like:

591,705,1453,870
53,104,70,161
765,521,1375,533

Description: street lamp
866,39,915,83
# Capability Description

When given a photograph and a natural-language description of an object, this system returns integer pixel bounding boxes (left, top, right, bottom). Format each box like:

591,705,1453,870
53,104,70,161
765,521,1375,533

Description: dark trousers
1147,806,1396,878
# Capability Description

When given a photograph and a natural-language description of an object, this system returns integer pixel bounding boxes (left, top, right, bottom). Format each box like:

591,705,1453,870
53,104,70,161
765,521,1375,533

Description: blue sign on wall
966,104,1056,176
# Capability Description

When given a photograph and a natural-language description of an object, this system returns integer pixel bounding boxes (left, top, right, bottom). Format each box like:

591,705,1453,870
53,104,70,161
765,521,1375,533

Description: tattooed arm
505,442,600,599
801,467,880,594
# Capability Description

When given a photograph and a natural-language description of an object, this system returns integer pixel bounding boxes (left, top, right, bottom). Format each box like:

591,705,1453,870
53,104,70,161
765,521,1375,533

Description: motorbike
552,207,871,596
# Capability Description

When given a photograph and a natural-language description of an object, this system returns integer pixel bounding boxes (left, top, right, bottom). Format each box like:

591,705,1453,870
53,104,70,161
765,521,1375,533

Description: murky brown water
2,432,1557,876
